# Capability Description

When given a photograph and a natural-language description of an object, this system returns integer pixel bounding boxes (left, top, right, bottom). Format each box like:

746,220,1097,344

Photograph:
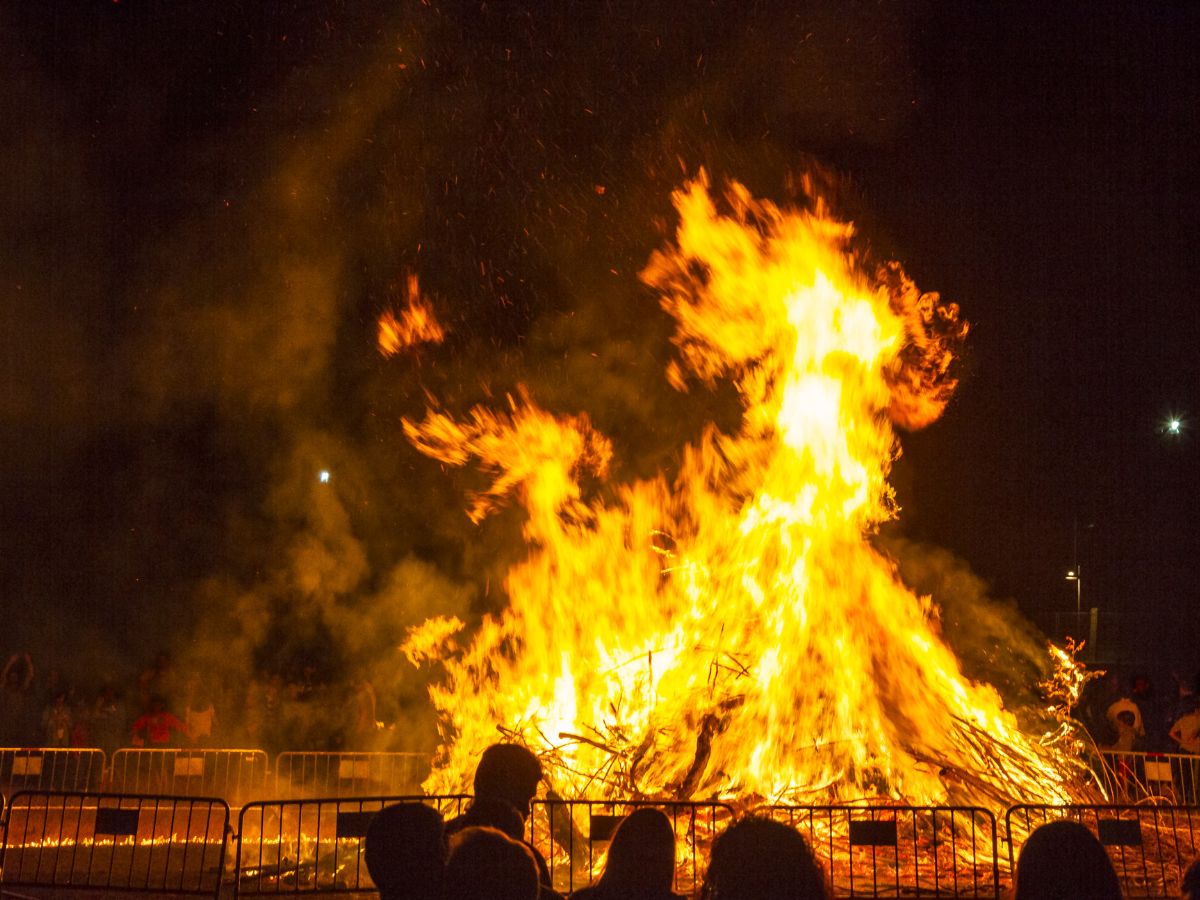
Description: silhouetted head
596,808,676,896
703,817,827,900
473,744,542,819
1116,710,1135,727
461,797,526,840
364,802,446,900
444,826,539,900
1014,820,1121,900
1181,858,1200,900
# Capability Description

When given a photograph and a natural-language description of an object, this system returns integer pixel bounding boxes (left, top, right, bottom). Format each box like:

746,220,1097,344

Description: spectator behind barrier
364,802,446,900
443,789,559,895
455,797,526,840
473,743,543,818
571,808,683,900
1013,820,1121,900
701,816,828,900
1183,858,1200,900
444,826,540,900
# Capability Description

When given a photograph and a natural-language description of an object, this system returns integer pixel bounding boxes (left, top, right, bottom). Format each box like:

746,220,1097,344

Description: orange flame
403,173,1091,808
378,273,445,356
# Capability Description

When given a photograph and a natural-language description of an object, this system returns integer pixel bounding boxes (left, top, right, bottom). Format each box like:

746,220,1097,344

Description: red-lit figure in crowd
131,695,189,747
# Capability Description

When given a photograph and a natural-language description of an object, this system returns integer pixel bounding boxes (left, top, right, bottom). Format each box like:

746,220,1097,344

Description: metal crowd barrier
0,747,106,793
527,798,736,896
769,805,1000,898
110,748,269,809
233,794,470,896
273,752,429,798
1096,751,1200,805
1005,804,1200,898
0,790,229,898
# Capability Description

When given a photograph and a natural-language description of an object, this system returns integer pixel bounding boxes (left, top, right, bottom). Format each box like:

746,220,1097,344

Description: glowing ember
402,173,1092,808
378,273,445,356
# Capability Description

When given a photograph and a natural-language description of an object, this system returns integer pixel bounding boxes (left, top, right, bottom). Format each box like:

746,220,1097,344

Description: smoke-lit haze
4,1,1197,741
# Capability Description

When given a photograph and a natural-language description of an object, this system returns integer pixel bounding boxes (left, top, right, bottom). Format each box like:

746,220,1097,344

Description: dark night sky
2,0,1197,682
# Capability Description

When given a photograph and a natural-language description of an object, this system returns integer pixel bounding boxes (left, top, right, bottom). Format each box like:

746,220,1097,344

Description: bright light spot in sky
319,470,331,483
1167,418,1182,435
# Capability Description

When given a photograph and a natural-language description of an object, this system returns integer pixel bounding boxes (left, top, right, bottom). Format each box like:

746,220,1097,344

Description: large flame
402,174,1089,808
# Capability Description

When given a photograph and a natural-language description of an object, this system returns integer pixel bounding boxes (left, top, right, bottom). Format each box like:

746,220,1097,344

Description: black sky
3,0,1197,678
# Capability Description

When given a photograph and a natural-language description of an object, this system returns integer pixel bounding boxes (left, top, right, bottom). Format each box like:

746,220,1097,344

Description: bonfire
401,172,1096,813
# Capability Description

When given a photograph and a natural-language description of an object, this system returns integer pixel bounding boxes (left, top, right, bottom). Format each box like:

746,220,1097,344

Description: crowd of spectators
365,741,1198,900
1073,668,1200,755
0,649,384,755
2,648,1200,897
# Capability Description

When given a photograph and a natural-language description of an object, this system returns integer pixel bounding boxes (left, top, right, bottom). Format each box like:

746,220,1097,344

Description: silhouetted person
473,743,543,819
571,808,683,900
456,797,527,840
701,816,827,900
444,826,540,900
363,802,445,900
1013,820,1121,900
1182,858,1200,900
445,744,562,895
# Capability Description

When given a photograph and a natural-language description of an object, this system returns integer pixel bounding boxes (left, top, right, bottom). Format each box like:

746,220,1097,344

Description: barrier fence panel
1005,804,1200,898
1096,751,1200,805
274,752,429,799
527,798,736,897
1,790,229,898
768,805,1000,898
234,794,470,896
0,748,106,793
110,748,269,810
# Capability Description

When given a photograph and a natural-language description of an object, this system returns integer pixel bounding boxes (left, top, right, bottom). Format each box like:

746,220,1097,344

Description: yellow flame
378,273,445,355
402,173,1091,808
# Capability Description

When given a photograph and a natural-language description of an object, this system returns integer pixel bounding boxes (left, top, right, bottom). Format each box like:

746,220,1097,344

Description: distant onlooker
363,802,446,900
137,652,175,711
571,808,683,900
1106,710,1140,752
350,673,378,747
131,696,189,747
1131,674,1165,749
1170,703,1200,754
444,826,540,900
41,691,72,747
1013,820,1121,900
91,686,126,758
1,652,37,745
183,673,217,746
701,816,828,900
1105,682,1146,749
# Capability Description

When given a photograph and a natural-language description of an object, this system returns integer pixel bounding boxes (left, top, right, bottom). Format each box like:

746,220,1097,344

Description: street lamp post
1065,568,1081,615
